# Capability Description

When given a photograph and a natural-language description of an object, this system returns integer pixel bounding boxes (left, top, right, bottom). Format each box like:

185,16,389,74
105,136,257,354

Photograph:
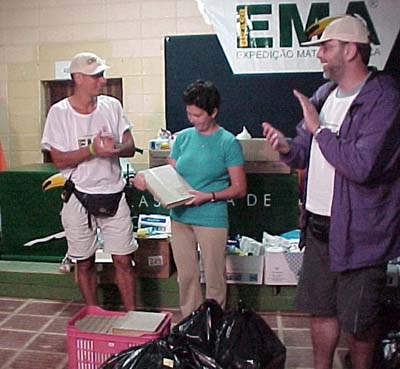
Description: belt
307,211,330,225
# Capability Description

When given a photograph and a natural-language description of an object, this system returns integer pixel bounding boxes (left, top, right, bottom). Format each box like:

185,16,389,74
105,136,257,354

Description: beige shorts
61,193,138,260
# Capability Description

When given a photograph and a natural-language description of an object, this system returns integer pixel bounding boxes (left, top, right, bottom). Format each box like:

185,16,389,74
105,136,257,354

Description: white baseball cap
302,15,370,46
69,52,109,75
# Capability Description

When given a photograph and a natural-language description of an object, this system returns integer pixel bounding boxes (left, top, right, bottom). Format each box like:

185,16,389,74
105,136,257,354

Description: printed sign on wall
196,0,400,74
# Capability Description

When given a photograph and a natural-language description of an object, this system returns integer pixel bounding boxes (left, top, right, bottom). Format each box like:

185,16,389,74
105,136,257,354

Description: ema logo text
236,1,379,48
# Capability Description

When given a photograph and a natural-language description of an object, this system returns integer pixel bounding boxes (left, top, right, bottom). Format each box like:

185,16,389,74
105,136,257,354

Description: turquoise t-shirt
170,127,244,228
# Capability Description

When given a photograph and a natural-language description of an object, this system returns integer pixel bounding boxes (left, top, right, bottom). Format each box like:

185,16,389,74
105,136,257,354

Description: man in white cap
41,52,138,311
262,15,400,369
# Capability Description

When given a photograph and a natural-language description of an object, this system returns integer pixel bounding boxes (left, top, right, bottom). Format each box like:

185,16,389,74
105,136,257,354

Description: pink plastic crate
67,306,172,369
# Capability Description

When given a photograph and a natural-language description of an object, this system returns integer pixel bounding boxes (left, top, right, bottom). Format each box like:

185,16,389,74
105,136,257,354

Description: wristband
210,192,216,202
88,143,96,156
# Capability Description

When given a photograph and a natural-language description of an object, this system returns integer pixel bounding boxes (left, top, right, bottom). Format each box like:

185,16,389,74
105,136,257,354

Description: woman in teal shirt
134,80,246,317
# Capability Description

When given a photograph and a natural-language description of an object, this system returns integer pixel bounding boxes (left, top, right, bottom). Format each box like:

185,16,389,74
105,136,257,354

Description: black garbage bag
172,299,224,356
214,303,286,369
167,333,224,369
99,334,224,369
99,338,177,369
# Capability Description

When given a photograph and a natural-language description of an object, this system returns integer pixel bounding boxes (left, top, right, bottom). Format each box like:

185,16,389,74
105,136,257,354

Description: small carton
200,254,264,285
239,138,280,162
239,139,291,174
264,249,303,285
149,149,170,168
138,214,171,234
225,255,264,284
244,161,291,174
135,238,174,278
95,238,174,279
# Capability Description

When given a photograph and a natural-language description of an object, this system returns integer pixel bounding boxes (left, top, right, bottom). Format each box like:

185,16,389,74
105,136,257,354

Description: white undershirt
306,87,359,216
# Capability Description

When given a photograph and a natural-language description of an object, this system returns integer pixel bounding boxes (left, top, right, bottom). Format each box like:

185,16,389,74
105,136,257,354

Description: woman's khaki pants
171,220,228,317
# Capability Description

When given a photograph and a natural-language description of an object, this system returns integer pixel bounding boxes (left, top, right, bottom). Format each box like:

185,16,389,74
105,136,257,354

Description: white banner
196,0,400,74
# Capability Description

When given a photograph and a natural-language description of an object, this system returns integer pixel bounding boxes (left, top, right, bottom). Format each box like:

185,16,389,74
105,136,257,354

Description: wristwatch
210,192,216,202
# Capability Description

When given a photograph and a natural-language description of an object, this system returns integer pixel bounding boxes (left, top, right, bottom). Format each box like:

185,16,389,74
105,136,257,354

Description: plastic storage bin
67,306,172,369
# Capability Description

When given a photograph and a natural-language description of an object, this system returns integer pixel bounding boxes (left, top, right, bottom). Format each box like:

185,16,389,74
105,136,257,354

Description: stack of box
95,237,174,279
199,249,264,285
263,249,303,285
149,149,170,168
239,138,290,174
135,238,174,278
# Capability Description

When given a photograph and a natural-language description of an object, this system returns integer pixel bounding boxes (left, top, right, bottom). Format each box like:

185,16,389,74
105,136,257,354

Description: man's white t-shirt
41,95,131,194
306,87,359,216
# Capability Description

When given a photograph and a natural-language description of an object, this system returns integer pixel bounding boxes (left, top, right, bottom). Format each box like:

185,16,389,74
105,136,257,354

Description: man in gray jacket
263,15,400,369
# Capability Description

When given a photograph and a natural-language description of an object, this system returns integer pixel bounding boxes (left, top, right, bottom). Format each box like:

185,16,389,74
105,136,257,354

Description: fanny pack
73,189,123,230
307,211,330,243
74,190,123,218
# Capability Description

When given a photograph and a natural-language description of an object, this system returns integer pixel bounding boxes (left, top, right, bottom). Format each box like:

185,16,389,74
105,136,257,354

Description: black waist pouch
74,190,123,218
307,212,330,243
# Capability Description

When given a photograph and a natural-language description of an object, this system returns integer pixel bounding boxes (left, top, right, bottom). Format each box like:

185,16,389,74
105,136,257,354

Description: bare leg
346,324,378,369
311,316,340,369
76,256,98,306
112,253,135,311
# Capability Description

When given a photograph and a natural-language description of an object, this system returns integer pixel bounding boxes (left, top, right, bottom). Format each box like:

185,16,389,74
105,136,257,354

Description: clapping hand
293,89,320,135
92,131,119,157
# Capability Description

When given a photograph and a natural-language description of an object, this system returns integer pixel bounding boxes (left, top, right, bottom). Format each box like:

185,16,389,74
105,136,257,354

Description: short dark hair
356,42,371,65
182,80,221,115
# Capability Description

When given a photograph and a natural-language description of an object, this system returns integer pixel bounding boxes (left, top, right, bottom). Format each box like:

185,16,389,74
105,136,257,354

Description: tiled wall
0,0,213,168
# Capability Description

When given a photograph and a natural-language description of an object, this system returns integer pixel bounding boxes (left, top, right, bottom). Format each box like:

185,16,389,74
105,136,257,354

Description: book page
111,311,167,333
75,311,167,336
140,164,194,208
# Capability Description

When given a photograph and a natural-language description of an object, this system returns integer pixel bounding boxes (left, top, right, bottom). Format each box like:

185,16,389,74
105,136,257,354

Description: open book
139,164,194,209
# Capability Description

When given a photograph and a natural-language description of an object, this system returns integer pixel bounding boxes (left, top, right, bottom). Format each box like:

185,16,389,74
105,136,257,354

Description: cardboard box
149,149,170,168
264,250,303,285
239,139,291,174
138,214,171,234
200,254,264,285
95,238,174,279
140,164,194,209
95,239,174,278
134,238,174,278
239,138,280,162
225,255,264,284
244,161,291,174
